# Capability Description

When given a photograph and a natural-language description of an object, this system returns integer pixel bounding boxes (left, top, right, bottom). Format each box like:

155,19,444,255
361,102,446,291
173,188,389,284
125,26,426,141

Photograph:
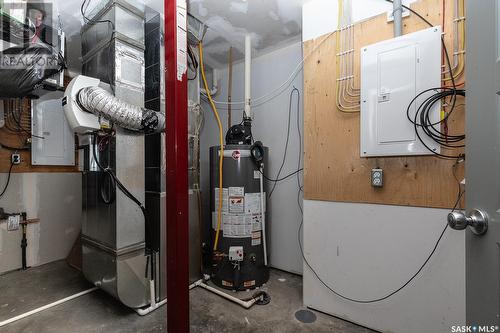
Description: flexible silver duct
77,86,165,134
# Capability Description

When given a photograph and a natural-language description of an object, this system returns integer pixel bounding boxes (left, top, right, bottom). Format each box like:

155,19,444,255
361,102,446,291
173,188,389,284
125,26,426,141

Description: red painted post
164,0,189,332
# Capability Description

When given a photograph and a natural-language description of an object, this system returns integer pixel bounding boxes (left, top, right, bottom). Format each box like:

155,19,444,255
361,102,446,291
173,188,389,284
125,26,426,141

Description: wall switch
11,153,21,165
7,215,20,231
371,169,384,187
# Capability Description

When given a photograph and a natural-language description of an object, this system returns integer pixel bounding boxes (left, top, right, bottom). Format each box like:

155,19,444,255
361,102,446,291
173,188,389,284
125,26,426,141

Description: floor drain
294,309,317,324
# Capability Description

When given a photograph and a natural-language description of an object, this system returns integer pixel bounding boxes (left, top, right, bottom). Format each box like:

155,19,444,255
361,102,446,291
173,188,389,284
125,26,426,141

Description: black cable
269,87,300,198
298,186,464,303
259,168,303,183
407,88,465,159
92,133,153,253
0,142,29,151
385,0,464,159
0,162,14,199
187,43,199,81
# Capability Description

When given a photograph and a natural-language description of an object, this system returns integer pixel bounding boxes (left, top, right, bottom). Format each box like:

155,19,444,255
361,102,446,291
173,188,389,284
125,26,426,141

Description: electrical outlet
7,215,20,231
11,153,21,165
371,168,383,187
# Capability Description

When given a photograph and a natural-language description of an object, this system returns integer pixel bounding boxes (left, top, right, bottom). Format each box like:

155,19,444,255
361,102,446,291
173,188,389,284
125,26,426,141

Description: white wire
206,31,336,107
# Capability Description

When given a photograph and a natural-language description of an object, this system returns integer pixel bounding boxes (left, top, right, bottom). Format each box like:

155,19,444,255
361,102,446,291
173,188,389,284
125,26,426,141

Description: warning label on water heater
212,212,263,238
214,188,229,212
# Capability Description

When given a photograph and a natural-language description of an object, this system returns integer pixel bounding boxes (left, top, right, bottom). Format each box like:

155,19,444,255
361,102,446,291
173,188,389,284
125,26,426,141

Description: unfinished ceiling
188,0,310,68
39,0,307,73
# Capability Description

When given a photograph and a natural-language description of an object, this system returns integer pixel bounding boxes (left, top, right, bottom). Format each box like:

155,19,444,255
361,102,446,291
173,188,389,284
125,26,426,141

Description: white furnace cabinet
360,26,442,157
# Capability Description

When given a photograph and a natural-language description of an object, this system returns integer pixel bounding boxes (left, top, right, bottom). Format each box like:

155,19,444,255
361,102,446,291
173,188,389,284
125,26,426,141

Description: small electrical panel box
229,246,244,262
371,169,384,187
360,26,442,157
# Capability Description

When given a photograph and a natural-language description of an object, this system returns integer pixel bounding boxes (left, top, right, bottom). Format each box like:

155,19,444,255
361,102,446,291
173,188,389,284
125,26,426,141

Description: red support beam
164,0,189,332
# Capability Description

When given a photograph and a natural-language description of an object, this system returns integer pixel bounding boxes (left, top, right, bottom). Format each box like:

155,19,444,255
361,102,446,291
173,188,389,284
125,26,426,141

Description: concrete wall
301,1,465,332
200,42,304,274
0,173,81,274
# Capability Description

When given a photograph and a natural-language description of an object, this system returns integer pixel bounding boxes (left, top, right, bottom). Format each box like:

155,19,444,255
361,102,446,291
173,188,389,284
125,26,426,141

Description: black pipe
20,213,28,270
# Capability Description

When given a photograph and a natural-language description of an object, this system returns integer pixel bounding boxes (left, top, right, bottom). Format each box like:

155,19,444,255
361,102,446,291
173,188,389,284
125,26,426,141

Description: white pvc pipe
192,280,257,309
244,34,252,119
0,287,98,328
259,166,268,266
137,279,204,316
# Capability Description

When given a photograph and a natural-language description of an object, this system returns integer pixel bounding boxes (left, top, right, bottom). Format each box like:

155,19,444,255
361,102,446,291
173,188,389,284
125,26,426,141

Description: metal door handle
447,209,489,235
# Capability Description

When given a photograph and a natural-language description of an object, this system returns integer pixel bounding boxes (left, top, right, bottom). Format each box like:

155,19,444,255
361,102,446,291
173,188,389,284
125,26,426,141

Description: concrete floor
0,261,374,333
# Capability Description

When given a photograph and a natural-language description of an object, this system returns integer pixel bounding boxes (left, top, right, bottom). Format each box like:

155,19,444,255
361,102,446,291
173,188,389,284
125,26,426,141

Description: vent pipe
244,34,252,120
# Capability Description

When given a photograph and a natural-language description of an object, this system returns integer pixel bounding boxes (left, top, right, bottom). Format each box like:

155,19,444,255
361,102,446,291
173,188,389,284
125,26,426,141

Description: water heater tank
209,144,270,290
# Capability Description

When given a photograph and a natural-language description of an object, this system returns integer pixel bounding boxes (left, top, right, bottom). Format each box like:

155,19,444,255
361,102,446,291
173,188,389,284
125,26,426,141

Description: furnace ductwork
77,86,165,134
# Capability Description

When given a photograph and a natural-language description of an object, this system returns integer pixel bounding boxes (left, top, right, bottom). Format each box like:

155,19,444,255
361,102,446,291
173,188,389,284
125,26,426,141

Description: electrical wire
199,42,225,252
260,168,303,183
91,132,153,254
269,87,300,198
0,161,14,199
298,184,465,303
201,31,335,109
384,0,465,159
293,0,467,304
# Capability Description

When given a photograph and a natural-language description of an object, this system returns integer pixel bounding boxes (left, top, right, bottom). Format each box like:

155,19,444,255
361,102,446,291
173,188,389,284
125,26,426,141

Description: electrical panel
31,91,75,166
360,26,442,157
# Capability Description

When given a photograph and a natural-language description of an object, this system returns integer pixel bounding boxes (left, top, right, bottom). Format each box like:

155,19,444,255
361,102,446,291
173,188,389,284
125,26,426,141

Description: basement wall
0,173,81,274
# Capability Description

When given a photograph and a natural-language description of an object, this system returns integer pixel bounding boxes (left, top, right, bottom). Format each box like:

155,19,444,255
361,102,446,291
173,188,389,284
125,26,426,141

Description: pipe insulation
77,86,165,134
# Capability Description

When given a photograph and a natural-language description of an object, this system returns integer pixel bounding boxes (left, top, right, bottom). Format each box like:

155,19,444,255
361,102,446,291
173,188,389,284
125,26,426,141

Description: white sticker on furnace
244,193,266,214
214,188,229,212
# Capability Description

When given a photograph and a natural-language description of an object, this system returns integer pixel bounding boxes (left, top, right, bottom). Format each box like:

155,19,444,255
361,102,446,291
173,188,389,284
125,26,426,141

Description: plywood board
303,0,465,209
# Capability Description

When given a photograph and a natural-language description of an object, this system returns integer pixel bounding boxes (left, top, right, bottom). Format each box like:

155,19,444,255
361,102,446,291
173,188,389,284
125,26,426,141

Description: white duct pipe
244,34,252,119
260,165,268,266
0,287,98,328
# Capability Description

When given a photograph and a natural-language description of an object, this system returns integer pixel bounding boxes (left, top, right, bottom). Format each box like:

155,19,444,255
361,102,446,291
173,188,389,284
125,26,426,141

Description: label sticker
214,188,229,212
229,196,245,213
246,214,262,232
245,193,266,214
222,280,233,287
229,187,244,197
251,231,262,246
254,170,261,179
244,280,256,288
222,213,252,238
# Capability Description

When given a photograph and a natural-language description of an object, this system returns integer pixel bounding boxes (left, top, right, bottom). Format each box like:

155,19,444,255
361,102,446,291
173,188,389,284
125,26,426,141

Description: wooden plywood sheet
303,0,465,209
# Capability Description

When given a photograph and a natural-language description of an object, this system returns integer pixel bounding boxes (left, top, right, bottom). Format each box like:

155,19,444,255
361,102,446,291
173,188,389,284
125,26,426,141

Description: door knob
447,209,488,235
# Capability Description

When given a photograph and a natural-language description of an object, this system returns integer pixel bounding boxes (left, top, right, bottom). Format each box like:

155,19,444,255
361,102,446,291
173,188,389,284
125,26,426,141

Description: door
464,0,500,327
